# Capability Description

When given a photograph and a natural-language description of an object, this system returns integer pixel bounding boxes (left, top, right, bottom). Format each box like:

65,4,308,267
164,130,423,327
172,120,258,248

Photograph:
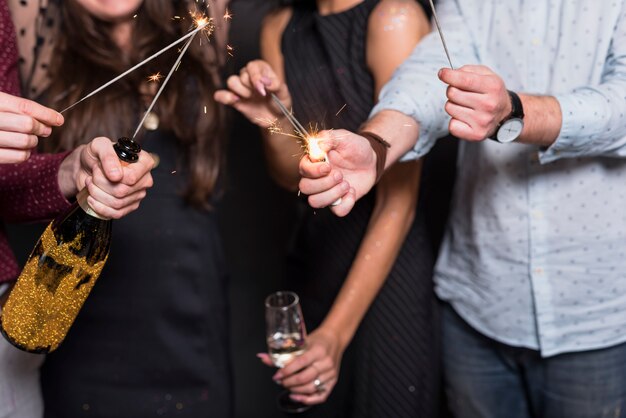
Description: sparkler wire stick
270,93,309,139
132,33,196,139
60,21,210,114
428,0,454,69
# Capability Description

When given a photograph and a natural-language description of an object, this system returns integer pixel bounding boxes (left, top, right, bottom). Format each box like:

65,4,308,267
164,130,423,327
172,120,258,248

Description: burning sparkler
60,19,213,114
269,93,342,206
132,14,212,139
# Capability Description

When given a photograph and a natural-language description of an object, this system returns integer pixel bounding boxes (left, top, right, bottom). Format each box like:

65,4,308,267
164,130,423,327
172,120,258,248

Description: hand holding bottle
0,92,64,163
58,136,155,219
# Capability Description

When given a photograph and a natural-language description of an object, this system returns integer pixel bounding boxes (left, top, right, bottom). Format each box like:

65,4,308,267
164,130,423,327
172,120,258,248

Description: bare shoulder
368,0,429,37
261,7,294,43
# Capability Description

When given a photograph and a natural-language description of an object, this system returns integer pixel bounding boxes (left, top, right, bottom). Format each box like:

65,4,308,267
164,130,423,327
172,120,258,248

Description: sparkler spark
306,136,326,162
190,11,215,44
147,72,163,82
223,8,233,21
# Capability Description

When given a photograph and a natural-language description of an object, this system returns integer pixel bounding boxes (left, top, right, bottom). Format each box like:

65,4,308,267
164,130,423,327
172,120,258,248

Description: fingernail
256,82,266,96
320,164,331,175
255,353,265,359
261,76,271,85
341,181,350,191
333,171,342,182
438,69,443,78
56,113,64,125
273,372,283,380
290,394,303,402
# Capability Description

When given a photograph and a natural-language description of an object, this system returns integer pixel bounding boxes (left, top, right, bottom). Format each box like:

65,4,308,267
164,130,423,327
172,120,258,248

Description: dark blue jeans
442,304,626,418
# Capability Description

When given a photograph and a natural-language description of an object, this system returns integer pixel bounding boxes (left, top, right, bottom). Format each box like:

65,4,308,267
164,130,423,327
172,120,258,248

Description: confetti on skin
378,6,410,31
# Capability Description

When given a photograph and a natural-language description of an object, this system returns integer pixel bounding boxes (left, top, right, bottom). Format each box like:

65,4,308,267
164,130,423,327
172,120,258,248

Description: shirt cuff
370,99,446,162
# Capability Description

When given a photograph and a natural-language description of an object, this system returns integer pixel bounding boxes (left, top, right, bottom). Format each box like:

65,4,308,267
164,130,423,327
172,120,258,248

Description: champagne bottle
0,137,141,353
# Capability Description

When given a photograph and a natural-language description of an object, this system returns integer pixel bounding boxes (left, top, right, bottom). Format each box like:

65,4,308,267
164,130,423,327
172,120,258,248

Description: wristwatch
493,90,524,143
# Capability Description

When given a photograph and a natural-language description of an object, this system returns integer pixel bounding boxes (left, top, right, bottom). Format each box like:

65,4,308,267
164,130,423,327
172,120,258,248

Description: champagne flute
265,291,309,413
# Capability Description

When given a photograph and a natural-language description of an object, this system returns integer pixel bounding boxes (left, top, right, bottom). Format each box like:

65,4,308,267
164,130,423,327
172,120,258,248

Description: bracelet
358,131,391,184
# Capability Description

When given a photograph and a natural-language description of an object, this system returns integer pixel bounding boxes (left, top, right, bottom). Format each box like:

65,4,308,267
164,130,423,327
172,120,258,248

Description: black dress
282,1,441,417
40,130,233,418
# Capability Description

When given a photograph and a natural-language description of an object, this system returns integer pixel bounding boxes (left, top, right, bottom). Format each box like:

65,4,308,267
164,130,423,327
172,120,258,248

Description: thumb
89,137,123,183
256,353,275,367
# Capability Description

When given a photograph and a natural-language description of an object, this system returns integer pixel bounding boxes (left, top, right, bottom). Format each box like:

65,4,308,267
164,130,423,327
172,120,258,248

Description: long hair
45,0,225,208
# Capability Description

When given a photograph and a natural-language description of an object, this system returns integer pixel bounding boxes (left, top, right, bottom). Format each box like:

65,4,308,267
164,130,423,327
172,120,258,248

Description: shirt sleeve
369,0,478,160
0,0,20,96
540,2,626,163
0,152,73,223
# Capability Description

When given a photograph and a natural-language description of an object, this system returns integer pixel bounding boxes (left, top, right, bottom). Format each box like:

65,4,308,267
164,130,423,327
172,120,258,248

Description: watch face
497,118,524,143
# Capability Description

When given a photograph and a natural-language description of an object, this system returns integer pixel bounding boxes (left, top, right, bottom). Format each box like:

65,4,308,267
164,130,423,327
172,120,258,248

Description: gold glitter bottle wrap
0,138,141,353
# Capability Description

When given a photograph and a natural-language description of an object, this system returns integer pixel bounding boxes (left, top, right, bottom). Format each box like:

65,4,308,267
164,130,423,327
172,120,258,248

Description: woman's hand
258,328,345,405
0,92,64,163
214,60,292,129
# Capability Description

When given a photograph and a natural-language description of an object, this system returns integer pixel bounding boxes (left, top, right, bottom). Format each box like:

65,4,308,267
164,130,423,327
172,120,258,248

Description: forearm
360,110,420,171
539,80,626,162
260,117,304,191
318,161,422,348
517,94,562,147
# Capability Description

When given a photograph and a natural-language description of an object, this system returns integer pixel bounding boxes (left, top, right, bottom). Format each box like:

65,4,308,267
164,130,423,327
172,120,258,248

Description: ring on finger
313,378,326,393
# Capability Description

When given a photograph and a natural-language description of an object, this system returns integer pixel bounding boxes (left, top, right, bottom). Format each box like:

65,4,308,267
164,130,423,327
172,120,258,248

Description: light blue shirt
371,0,626,357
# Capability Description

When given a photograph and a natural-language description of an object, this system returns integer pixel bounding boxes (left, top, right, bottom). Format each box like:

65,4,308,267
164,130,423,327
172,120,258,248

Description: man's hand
0,92,64,163
438,65,512,141
298,129,376,217
58,137,154,219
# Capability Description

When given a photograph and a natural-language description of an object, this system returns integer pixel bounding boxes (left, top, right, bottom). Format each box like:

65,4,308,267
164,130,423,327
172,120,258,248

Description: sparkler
132,32,197,139
270,93,342,206
427,0,454,69
59,20,212,114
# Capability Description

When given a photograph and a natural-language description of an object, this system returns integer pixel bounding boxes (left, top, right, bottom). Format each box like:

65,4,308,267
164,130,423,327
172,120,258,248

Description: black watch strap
507,90,524,119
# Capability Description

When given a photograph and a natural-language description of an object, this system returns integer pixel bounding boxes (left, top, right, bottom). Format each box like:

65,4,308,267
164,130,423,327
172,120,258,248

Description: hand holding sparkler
299,129,380,217
215,60,304,190
0,92,64,163
214,60,292,129
438,65,513,141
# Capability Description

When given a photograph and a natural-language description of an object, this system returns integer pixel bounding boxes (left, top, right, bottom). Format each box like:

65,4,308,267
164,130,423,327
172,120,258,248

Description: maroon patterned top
0,0,71,284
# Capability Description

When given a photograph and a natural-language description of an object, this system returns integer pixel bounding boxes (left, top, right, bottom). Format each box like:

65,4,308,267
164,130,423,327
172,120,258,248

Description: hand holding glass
265,291,309,413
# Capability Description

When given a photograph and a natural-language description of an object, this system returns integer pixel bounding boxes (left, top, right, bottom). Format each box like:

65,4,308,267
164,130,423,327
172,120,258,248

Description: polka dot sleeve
0,0,19,96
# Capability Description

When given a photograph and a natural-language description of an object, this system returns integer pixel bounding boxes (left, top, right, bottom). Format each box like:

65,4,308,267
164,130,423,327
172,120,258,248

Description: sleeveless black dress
283,1,440,417
40,130,233,418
